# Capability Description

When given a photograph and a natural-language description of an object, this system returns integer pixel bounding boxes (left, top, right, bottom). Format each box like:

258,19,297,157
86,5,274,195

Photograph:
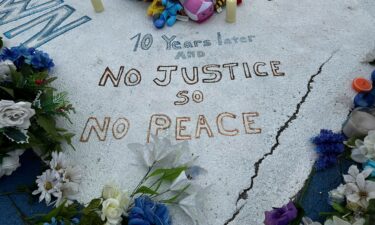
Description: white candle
226,0,237,23
91,0,104,13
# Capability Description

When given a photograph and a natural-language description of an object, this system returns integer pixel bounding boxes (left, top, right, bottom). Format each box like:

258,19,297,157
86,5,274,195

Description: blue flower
364,160,375,177
0,45,54,70
311,129,346,170
0,46,34,68
128,196,172,225
42,217,79,225
25,49,54,70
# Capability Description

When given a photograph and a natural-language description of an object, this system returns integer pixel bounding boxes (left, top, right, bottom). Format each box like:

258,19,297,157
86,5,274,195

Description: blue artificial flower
0,45,54,70
43,217,79,225
128,196,172,225
364,160,375,177
0,45,34,68
25,49,54,70
311,129,346,170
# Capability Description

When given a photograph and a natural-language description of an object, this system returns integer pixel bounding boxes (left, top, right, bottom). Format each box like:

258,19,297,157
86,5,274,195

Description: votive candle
226,0,237,23
91,0,104,13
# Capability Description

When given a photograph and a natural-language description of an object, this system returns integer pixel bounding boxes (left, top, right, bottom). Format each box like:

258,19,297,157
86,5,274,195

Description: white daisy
55,182,80,207
343,165,372,184
32,169,62,205
63,165,82,184
50,151,68,173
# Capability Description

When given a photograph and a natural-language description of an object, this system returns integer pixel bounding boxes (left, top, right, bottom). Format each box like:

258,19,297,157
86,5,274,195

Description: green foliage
147,166,187,182
30,201,80,225
80,198,104,225
135,186,159,195
0,53,75,157
365,199,375,225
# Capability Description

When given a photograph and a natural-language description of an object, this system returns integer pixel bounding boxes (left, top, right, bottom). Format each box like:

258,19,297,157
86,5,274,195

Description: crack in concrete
223,51,338,225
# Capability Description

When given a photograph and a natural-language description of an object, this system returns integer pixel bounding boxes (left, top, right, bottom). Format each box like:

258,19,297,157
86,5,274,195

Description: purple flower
264,202,298,225
311,129,346,170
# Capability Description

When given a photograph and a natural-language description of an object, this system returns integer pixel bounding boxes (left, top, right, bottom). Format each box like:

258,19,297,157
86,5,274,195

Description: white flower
0,100,35,130
351,131,375,163
0,149,25,177
50,151,68,173
128,135,177,167
177,186,208,225
63,165,82,184
32,169,62,205
300,217,322,225
343,165,372,184
0,60,16,82
101,198,123,225
55,182,80,207
329,184,347,204
343,165,375,208
324,216,365,225
102,184,130,211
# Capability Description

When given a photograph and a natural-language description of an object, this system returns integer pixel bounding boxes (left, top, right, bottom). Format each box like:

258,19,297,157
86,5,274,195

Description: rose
264,201,298,225
101,198,123,225
102,184,130,209
0,60,16,82
0,100,35,129
0,149,25,177
128,196,172,225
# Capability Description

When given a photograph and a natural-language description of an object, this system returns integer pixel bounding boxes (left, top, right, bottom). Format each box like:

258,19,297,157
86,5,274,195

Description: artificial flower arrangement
29,135,208,225
262,70,375,225
0,37,75,178
143,0,242,29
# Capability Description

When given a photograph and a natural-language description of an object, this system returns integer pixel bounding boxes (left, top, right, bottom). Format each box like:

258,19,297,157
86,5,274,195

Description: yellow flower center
44,181,53,190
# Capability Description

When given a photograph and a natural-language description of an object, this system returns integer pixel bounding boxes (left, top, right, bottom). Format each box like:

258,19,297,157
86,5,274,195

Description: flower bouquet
0,37,75,178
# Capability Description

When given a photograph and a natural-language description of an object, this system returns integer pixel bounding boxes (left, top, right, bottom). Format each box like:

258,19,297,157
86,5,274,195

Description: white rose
101,198,123,225
0,149,25,178
0,60,16,82
102,184,130,210
0,100,35,129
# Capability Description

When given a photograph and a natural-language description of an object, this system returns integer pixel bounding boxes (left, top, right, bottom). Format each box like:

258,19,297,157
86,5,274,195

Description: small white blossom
50,151,68,173
329,184,346,204
0,60,16,82
0,100,35,130
0,149,25,178
324,216,365,225
32,169,62,205
343,165,375,209
33,151,82,207
351,131,375,163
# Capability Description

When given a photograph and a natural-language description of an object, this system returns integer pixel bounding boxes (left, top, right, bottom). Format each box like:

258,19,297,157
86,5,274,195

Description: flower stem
130,162,155,198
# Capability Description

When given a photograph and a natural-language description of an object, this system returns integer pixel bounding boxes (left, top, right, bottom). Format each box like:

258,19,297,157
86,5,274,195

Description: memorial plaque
1,0,375,224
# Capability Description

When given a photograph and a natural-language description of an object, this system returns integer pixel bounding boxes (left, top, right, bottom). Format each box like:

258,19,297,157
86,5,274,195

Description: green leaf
147,167,187,182
37,115,58,137
10,70,25,88
83,198,102,215
0,86,14,97
332,202,348,214
134,186,159,195
3,127,29,144
163,184,190,204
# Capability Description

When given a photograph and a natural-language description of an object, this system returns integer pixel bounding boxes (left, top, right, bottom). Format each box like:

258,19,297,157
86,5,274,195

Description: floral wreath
0,38,375,225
